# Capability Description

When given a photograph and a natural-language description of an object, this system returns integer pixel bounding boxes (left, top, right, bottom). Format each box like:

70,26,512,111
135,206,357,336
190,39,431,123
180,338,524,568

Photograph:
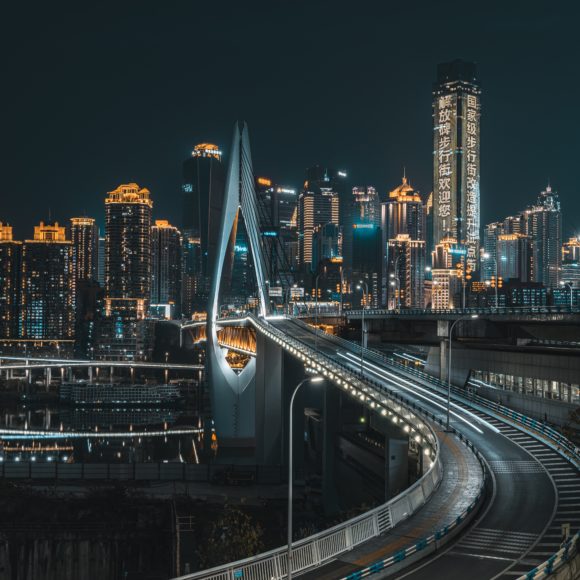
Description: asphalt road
269,318,568,580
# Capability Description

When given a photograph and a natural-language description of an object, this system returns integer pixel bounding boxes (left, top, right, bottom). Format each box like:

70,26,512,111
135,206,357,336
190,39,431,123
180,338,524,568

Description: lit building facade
522,185,561,288
381,176,425,305
497,233,531,282
181,143,226,315
387,234,426,309
20,222,74,341
298,166,340,271
151,220,182,318
431,268,461,310
0,223,21,339
70,217,99,282
433,60,481,273
482,221,503,282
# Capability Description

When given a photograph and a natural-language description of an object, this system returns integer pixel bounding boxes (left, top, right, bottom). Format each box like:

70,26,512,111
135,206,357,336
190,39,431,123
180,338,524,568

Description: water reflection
0,396,210,465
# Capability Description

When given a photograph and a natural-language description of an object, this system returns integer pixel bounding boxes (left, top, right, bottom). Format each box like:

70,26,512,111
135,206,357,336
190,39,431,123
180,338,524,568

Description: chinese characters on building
464,93,479,271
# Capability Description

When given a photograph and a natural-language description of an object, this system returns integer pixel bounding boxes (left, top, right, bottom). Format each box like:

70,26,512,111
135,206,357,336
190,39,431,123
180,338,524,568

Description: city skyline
2,2,579,239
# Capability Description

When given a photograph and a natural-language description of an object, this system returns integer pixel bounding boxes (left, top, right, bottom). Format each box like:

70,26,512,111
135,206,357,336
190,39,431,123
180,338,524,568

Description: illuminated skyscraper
99,184,153,360
70,217,99,282
151,220,182,318
387,234,426,309
433,60,481,273
381,176,425,306
0,223,21,339
298,166,340,271
496,233,532,282
20,222,74,342
181,143,226,315
105,183,152,307
353,223,382,307
522,185,562,288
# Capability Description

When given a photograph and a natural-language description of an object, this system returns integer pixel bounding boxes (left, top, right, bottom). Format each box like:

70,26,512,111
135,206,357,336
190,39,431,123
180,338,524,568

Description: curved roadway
268,318,578,579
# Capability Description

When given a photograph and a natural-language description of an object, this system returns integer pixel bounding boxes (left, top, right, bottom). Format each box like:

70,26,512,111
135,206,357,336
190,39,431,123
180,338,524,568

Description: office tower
433,60,481,273
382,176,424,240
151,220,182,318
353,223,382,307
20,222,74,342
70,217,99,282
482,221,503,282
298,166,340,271
0,223,21,339
387,234,426,309
496,233,531,282
312,223,340,266
522,185,562,288
431,268,462,310
343,186,381,277
431,236,458,270
181,143,226,315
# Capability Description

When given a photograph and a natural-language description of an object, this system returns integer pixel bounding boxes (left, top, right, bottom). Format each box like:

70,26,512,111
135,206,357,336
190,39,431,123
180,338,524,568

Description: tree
197,506,264,568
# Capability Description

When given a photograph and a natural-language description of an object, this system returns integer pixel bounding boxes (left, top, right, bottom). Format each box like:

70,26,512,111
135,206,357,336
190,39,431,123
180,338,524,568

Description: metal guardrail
344,306,580,317
361,346,580,580
175,316,446,580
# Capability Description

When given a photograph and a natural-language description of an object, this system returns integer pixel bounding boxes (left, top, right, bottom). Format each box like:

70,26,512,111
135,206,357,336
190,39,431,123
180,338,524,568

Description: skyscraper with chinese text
433,60,481,273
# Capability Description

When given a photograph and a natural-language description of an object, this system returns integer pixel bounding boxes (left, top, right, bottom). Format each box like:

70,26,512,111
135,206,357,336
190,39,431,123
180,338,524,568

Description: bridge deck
299,426,484,579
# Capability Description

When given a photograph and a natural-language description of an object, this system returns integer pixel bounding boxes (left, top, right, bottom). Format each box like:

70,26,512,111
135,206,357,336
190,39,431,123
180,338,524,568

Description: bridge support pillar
45,367,51,390
255,332,284,465
88,367,93,383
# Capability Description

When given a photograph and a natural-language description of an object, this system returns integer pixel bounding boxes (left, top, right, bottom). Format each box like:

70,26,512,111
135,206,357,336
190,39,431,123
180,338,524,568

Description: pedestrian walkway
300,427,485,579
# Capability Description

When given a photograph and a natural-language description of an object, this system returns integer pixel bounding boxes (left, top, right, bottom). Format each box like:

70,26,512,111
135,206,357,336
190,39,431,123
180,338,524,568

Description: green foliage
196,506,264,569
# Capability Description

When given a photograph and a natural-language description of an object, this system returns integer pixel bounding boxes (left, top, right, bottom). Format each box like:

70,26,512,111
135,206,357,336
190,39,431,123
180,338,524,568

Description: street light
482,252,498,309
288,374,324,580
356,281,368,375
560,280,574,308
314,273,322,351
446,314,478,430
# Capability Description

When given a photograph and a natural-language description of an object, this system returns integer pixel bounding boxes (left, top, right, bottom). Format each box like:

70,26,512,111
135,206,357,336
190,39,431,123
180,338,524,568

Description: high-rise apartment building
20,222,74,341
105,183,152,307
98,184,153,360
482,221,503,282
151,220,182,318
522,185,561,288
387,234,426,309
433,60,481,273
70,217,99,282
181,143,226,315
298,166,340,271
0,223,21,339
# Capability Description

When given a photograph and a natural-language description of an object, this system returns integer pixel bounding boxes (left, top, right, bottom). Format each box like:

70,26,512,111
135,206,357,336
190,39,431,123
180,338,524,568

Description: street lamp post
356,281,368,375
446,314,478,431
288,375,324,580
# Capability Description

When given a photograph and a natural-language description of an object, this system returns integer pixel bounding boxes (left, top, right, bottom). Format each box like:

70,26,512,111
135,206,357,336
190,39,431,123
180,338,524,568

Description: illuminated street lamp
356,281,369,375
447,314,478,430
288,373,324,579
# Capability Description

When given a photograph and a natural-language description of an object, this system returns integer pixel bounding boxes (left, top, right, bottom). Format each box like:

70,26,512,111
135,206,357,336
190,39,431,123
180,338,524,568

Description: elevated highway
179,315,579,580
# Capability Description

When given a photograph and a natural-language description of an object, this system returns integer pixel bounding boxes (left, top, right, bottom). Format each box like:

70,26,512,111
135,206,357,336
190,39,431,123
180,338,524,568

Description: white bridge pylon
206,122,272,441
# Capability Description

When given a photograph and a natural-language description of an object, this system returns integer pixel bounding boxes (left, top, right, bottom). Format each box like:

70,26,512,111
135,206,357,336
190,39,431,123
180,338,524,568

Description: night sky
2,1,579,238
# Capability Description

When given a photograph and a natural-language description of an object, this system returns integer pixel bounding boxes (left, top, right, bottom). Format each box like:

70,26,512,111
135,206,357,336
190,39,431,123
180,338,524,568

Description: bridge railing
343,305,580,317
176,316,452,580
349,339,580,579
